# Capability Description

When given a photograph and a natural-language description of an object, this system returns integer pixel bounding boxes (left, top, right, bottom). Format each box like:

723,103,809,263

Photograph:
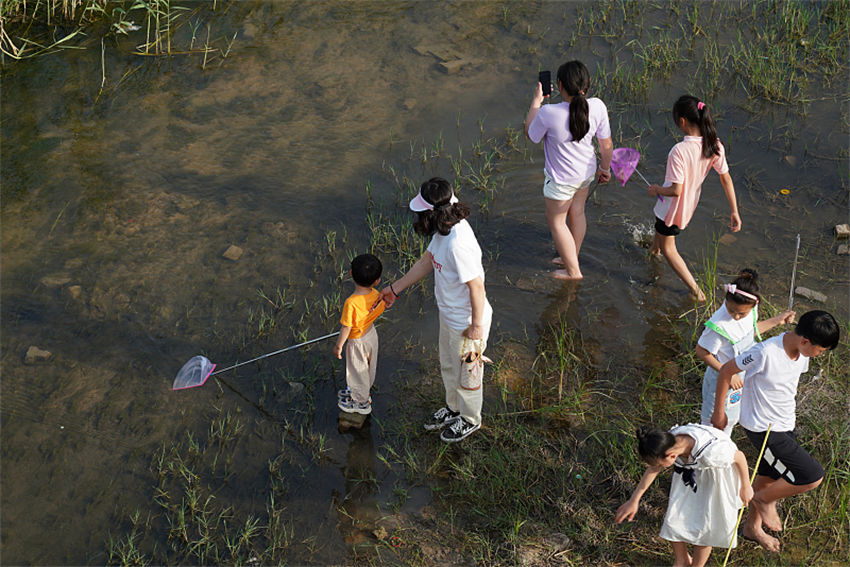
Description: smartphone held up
538,70,552,97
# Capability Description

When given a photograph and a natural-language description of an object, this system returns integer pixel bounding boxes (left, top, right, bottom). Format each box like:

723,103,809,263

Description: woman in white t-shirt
695,269,794,433
378,177,493,443
525,60,613,280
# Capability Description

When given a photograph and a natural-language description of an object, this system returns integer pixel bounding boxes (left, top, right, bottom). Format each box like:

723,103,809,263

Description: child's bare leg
649,231,663,256
657,233,705,301
690,545,712,567
752,476,822,532
670,541,692,567
743,475,781,552
567,185,589,257
545,197,582,279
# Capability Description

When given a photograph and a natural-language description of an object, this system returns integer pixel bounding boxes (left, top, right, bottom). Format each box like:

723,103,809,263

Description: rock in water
338,411,369,432
25,346,52,364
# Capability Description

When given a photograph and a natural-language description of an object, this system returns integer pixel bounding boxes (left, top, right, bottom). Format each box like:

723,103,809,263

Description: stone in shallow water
338,411,369,432
795,286,827,303
718,233,737,246
25,346,52,364
40,273,71,287
222,245,243,261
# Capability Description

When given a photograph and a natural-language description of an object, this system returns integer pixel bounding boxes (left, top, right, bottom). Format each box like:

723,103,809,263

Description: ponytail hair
636,425,675,462
557,60,591,142
413,177,471,237
725,268,761,306
672,95,720,159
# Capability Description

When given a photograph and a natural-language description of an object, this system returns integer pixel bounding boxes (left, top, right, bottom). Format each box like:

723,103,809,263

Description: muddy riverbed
2,1,847,564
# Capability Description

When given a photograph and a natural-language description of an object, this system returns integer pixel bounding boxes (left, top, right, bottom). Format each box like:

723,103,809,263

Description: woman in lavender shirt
525,60,613,280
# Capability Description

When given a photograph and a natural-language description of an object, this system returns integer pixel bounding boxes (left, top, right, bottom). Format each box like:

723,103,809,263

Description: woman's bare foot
551,256,564,266
752,498,783,532
671,553,693,567
551,269,583,280
742,523,781,552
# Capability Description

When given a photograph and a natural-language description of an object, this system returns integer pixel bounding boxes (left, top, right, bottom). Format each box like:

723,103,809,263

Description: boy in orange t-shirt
333,254,385,414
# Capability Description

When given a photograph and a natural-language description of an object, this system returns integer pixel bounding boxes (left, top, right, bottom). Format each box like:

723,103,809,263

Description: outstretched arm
615,465,664,523
524,82,546,139
757,310,795,334
719,171,741,232
711,359,743,430
377,252,433,308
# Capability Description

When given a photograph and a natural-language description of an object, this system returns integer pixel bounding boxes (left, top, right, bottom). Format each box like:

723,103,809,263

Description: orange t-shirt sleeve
339,297,357,328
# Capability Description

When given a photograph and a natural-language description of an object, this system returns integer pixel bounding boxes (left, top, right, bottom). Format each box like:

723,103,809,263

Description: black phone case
539,71,551,96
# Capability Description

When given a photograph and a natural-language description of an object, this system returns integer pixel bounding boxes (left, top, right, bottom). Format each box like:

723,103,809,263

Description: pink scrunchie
697,101,706,111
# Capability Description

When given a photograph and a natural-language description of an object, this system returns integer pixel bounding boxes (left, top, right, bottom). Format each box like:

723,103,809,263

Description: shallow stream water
1,2,847,564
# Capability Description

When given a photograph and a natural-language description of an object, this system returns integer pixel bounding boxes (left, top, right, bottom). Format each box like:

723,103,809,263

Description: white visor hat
409,190,459,212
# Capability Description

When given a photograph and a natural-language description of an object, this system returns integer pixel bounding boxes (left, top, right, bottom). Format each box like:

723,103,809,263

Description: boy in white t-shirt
711,310,840,553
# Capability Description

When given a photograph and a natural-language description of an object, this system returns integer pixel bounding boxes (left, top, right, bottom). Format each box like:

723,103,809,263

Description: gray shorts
701,366,741,434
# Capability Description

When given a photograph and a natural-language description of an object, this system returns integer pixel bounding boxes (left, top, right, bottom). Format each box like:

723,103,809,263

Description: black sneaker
423,407,460,431
440,417,480,443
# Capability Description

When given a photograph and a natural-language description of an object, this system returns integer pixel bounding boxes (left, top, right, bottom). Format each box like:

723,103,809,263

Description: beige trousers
439,317,491,426
345,325,378,404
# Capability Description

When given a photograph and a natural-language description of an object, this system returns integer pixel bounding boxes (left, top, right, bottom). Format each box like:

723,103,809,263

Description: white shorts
542,170,594,201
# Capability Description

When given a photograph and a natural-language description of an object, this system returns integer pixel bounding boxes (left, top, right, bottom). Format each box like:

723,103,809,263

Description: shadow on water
1,0,848,564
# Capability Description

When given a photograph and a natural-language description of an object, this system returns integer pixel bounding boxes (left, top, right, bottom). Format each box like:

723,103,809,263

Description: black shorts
744,429,824,486
655,217,682,236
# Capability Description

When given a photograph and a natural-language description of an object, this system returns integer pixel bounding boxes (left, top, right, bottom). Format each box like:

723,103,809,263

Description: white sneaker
338,397,371,415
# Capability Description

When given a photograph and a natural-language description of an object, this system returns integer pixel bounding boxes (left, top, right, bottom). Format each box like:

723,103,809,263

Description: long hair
557,60,591,142
413,177,471,237
725,268,760,306
673,95,720,159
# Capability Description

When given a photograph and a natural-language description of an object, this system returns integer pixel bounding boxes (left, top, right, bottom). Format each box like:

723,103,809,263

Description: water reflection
335,421,380,554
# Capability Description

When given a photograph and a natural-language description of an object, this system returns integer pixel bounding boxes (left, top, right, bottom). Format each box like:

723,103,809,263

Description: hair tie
724,283,758,303
436,202,452,211
697,101,706,111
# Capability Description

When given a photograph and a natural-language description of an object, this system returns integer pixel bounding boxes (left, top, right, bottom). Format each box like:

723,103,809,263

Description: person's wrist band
390,283,400,298
598,166,610,173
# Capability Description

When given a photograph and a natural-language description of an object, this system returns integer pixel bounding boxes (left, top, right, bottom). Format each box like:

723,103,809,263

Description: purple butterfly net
610,148,661,201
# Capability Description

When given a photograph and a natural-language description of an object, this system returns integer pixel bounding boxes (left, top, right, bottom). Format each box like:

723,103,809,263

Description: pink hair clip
697,101,706,111
724,283,758,303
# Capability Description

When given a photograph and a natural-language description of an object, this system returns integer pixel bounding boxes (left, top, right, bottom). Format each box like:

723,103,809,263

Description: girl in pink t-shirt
648,96,741,302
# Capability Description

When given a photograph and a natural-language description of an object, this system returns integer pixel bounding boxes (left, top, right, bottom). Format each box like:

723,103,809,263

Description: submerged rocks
40,273,71,287
338,411,369,432
24,346,52,364
222,244,243,261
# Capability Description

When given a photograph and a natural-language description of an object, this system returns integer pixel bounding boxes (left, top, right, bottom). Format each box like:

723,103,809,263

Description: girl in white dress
615,424,753,567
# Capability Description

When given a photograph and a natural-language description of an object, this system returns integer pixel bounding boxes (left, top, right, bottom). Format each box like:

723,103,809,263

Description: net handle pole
634,167,651,187
211,331,340,376
721,423,772,567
